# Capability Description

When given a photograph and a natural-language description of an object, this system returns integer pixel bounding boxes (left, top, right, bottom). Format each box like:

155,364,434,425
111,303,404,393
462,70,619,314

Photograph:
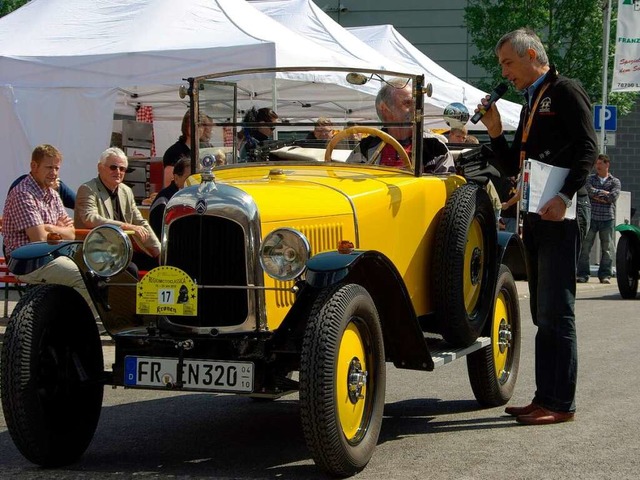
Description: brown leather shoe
505,403,540,417
516,407,575,425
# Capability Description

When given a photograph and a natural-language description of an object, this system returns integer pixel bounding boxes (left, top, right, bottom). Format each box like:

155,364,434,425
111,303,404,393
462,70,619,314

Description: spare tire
433,183,498,347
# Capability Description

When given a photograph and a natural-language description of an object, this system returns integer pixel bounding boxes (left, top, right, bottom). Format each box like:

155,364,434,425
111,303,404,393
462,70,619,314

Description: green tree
464,0,638,115
1,0,29,17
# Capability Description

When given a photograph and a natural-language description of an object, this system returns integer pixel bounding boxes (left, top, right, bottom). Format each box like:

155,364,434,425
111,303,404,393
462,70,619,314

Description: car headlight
260,228,310,281
82,225,133,277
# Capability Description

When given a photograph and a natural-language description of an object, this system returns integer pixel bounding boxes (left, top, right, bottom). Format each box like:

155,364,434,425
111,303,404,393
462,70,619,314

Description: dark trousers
522,213,580,413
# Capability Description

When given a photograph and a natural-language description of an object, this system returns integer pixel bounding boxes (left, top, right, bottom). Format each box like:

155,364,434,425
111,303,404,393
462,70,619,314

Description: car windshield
187,67,436,175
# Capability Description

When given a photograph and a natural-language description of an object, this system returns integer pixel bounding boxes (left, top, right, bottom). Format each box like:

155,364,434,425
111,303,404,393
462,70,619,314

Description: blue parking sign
594,105,617,131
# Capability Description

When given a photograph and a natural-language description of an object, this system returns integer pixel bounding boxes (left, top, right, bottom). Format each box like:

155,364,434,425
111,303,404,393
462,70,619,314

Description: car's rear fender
299,250,435,371
616,223,640,238
497,231,527,281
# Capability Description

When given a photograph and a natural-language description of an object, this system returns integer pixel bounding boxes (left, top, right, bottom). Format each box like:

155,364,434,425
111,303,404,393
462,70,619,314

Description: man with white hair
75,147,160,271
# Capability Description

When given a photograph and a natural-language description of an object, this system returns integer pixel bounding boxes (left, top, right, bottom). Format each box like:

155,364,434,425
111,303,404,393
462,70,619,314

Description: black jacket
490,66,597,199
149,181,179,238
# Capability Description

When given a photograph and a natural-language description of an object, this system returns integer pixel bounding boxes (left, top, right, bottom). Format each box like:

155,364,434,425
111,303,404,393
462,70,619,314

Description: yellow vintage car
2,67,525,477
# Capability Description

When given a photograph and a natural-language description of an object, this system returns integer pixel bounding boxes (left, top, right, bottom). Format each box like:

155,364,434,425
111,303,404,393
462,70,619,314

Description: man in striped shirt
577,154,621,284
2,144,91,305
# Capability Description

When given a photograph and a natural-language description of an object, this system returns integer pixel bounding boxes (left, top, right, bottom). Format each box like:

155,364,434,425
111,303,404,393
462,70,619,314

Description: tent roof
348,24,523,130
0,0,368,88
251,0,413,74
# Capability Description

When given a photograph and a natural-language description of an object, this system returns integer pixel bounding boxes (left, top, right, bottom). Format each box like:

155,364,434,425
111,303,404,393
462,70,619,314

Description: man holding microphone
476,28,597,425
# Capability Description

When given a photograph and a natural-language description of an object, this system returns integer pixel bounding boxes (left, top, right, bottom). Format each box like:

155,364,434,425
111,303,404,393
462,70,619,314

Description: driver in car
347,78,453,173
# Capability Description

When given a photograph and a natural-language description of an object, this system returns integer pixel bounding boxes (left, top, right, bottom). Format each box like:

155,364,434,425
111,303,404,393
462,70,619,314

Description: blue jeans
576,196,591,244
522,213,579,413
577,218,614,279
502,216,518,234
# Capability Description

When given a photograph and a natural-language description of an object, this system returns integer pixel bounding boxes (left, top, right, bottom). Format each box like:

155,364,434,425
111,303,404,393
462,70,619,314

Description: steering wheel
324,126,412,169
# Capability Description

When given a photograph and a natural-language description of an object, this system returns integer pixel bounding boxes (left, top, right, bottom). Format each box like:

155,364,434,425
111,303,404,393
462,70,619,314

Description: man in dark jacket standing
478,28,597,425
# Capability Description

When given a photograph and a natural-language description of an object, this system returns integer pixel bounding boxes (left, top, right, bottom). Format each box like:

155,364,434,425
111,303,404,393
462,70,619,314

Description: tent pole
600,0,612,153
272,78,278,141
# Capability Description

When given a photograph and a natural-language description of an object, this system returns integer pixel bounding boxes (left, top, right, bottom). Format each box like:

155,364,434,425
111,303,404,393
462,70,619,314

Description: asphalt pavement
0,278,635,480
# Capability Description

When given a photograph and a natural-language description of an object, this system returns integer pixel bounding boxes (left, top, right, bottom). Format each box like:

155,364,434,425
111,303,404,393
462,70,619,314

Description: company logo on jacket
538,97,552,115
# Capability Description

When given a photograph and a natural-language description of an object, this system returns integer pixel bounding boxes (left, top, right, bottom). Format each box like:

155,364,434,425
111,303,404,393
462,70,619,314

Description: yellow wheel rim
336,322,368,441
463,218,484,314
492,290,511,383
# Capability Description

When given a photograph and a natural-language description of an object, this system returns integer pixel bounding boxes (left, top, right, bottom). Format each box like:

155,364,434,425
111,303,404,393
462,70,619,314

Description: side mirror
443,102,469,128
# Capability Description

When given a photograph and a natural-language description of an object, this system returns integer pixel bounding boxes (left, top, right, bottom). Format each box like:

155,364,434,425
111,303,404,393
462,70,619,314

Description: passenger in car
74,147,161,272
239,107,280,162
347,78,454,173
447,127,468,144
297,117,334,148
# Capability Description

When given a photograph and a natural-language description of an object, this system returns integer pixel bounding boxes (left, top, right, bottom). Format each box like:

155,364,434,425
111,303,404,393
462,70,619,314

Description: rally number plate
124,356,254,393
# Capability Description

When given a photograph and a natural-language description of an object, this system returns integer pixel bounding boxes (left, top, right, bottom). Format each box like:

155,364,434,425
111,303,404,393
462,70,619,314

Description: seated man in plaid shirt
577,153,622,284
2,144,91,305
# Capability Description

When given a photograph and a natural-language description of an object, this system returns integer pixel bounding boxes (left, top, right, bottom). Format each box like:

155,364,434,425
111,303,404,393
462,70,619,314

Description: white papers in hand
521,159,576,219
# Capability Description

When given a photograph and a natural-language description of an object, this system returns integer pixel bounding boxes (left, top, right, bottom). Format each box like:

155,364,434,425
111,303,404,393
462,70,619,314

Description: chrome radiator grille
166,215,248,327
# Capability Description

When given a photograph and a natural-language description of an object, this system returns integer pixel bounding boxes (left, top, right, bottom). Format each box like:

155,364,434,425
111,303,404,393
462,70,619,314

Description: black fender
497,231,527,281
616,224,640,247
615,226,640,272
7,241,81,276
276,250,434,371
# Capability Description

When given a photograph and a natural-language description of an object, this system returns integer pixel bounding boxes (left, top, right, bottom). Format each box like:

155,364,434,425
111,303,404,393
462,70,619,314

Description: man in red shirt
3,144,91,305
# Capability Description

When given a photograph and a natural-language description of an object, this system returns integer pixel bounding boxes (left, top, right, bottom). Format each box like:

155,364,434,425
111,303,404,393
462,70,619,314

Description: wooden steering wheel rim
324,126,412,169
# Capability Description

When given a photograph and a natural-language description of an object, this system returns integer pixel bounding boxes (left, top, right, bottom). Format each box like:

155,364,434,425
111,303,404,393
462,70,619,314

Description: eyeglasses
108,165,127,172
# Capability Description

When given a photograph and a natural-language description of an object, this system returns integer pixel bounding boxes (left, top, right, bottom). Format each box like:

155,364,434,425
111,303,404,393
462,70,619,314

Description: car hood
182,163,418,223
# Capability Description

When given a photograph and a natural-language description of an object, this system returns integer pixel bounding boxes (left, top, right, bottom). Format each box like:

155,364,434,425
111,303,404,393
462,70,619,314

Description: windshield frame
187,66,426,177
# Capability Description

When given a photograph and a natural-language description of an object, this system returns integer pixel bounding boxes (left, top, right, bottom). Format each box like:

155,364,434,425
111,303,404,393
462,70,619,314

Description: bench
0,257,25,318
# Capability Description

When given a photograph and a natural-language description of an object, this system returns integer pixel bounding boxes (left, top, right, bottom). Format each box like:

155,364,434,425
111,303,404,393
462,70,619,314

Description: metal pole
601,0,612,153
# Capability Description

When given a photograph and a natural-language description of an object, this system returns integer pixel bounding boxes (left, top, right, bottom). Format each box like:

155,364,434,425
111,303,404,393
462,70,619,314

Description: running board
425,335,491,368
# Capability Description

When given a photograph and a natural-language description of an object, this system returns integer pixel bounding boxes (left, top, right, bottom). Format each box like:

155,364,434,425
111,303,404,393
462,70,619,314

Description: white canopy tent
0,0,378,211
253,0,522,130
347,24,523,131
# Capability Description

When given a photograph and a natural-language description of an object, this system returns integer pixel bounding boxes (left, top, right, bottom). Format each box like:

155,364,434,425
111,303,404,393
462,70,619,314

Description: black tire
1,284,104,466
466,265,520,407
299,284,386,477
434,183,498,347
616,235,639,299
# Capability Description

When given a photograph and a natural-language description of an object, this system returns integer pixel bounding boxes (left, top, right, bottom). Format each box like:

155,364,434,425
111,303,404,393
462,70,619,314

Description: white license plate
124,356,254,393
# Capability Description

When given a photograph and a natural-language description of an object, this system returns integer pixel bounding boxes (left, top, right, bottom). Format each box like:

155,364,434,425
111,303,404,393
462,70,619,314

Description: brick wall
605,101,640,223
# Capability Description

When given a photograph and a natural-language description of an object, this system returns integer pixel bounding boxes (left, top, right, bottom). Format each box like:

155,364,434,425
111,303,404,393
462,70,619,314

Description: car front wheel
1,284,104,466
300,283,386,477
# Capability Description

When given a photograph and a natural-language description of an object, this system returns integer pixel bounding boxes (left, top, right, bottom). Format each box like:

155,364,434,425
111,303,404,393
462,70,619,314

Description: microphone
470,83,508,124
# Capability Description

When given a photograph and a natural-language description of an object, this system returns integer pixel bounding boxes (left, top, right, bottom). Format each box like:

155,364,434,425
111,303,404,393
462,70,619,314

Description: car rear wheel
300,283,385,477
1,284,104,467
616,234,639,299
433,183,498,347
466,265,520,406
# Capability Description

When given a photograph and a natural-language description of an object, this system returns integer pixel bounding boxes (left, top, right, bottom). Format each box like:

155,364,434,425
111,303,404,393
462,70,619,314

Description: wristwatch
557,192,572,207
